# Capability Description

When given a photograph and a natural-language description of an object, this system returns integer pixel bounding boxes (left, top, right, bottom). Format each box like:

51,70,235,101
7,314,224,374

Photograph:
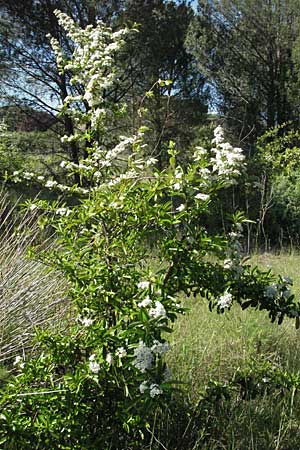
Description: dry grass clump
0,192,70,365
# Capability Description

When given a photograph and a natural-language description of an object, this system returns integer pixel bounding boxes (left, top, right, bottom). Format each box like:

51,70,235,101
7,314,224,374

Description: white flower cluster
45,180,58,189
191,126,245,190
52,10,129,110
193,146,207,161
80,316,94,327
137,280,150,290
106,169,139,187
88,133,143,174
137,280,167,319
77,308,95,327
106,353,113,366
209,126,245,180
11,168,74,194
217,291,233,310
133,341,154,373
13,355,25,369
105,136,135,162
56,207,71,217
23,171,35,180
173,169,184,191
195,192,210,201
176,204,185,213
149,301,167,319
89,354,100,374
88,346,127,373
138,295,152,308
139,381,163,398
224,223,244,278
116,347,127,358
133,339,170,373
138,296,167,319
151,339,170,355
46,12,163,198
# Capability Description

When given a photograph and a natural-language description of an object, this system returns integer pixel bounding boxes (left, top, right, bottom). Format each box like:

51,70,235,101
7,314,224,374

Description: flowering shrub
0,11,299,449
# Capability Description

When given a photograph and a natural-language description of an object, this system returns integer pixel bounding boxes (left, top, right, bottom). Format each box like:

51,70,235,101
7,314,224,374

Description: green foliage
0,119,65,183
256,123,300,175
255,124,300,247
0,121,25,174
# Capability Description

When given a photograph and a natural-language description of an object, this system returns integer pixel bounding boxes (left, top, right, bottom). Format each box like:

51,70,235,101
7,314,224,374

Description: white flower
195,193,209,201
138,295,152,308
175,170,183,179
89,361,100,374
81,317,94,327
23,171,34,180
224,259,233,269
89,355,100,374
45,180,58,188
176,204,185,213
149,384,163,398
193,146,207,160
139,380,149,394
106,353,113,366
137,281,150,290
13,355,25,368
210,129,245,180
116,347,127,358
145,158,158,166
56,207,71,217
148,301,167,319
212,126,225,145
173,182,181,191
217,292,232,309
133,341,153,373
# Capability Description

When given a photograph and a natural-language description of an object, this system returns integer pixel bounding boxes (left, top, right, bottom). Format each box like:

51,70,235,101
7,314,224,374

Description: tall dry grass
0,192,70,365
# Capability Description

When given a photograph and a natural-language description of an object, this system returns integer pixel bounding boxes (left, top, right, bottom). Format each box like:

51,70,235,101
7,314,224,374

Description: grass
0,192,71,366
164,252,300,449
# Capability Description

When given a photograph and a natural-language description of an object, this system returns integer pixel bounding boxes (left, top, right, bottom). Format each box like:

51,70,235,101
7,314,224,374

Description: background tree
186,0,300,144
122,0,208,167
